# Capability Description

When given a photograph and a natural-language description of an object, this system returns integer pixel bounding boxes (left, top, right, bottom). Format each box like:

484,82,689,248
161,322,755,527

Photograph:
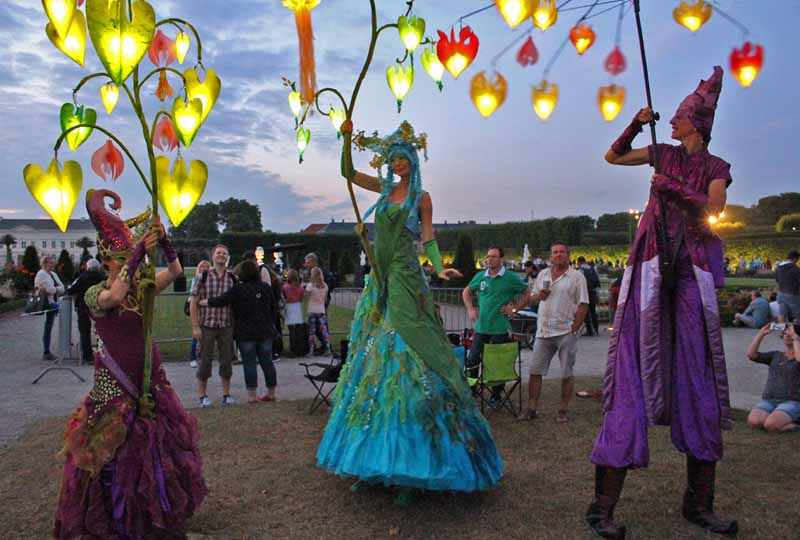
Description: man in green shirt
462,246,528,406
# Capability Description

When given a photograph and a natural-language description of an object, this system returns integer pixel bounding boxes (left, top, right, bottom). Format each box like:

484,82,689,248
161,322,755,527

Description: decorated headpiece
86,189,151,260
671,65,723,144
353,121,429,236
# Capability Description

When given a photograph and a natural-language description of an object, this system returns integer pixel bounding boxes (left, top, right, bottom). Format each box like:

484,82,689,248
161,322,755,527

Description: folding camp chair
474,342,522,416
300,339,349,414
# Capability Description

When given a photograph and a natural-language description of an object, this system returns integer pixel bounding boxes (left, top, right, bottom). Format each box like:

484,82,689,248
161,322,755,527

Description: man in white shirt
503,243,588,422
34,255,65,361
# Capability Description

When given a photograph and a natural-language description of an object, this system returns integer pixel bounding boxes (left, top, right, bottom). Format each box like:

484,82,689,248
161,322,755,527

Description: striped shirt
191,267,235,328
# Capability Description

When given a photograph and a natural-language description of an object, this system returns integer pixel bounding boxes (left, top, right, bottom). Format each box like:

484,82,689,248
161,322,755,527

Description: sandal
518,408,538,421
556,409,569,423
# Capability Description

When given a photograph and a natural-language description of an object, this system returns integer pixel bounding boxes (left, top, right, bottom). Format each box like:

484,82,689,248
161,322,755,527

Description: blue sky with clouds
1,0,797,232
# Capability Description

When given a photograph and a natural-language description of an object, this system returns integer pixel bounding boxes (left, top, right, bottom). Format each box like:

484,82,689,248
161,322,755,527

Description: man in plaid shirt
191,244,237,407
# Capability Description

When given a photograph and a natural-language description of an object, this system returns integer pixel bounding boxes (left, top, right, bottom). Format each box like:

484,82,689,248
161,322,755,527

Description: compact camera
770,322,787,332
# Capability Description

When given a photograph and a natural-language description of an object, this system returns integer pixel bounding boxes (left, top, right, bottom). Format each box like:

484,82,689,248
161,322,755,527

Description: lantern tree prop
283,0,321,104
24,0,218,414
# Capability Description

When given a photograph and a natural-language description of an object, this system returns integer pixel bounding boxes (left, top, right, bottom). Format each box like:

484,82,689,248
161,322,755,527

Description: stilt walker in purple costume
585,66,737,539
54,189,207,540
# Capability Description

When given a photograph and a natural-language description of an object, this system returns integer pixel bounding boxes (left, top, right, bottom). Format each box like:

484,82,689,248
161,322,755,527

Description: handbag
24,291,49,315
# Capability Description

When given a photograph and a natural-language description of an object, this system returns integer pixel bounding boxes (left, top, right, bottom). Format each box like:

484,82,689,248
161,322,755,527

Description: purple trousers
591,254,723,469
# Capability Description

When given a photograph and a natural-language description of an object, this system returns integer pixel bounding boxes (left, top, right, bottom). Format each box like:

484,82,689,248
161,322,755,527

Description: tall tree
751,192,800,225
22,245,40,279
76,237,95,263
338,249,355,276
1,234,15,265
596,212,638,232
56,249,76,283
452,233,477,287
218,198,262,232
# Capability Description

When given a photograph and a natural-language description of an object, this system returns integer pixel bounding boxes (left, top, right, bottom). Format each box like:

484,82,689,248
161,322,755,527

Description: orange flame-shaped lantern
91,139,125,181
598,84,625,122
153,116,178,152
470,71,507,118
148,29,176,67
155,71,174,101
532,79,558,121
516,36,538,67
604,46,626,76
283,0,321,104
496,0,533,29
673,0,712,33
570,22,595,55
730,42,764,88
436,26,480,79
532,0,558,31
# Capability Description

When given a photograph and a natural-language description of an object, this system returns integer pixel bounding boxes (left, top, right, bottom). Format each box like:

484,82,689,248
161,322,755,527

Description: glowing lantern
155,71,174,101
516,36,538,67
532,80,558,121
470,71,507,118
730,42,763,88
288,91,302,118
100,82,119,114
420,45,445,91
329,107,345,136
171,97,203,148
185,68,221,125
570,22,595,55
155,156,208,227
45,8,86,66
598,84,625,122
283,0,321,104
436,26,480,79
532,0,558,31
153,116,178,152
91,140,125,181
175,31,190,64
398,15,425,53
23,158,82,232
86,0,156,85
604,46,626,76
148,29,176,67
496,0,533,29
60,103,96,151
673,0,712,33
386,64,414,112
42,0,77,39
296,127,311,164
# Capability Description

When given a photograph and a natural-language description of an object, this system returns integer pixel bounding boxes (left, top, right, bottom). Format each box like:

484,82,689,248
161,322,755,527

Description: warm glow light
86,0,156,84
397,15,425,52
185,67,221,125
598,84,625,122
23,158,82,232
532,79,558,121
437,26,480,79
532,0,558,31
730,42,764,88
673,1,712,33
172,97,203,147
156,155,208,227
421,45,445,90
43,0,76,39
569,22,595,55
177,114,197,132
45,7,86,66
329,108,345,134
386,65,414,111
471,70,507,118
496,0,532,29
175,31,190,63
708,215,718,225
446,54,468,78
288,91,302,118
100,82,119,114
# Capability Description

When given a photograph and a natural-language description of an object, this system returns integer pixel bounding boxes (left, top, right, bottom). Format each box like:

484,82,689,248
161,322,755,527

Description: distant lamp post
628,208,641,243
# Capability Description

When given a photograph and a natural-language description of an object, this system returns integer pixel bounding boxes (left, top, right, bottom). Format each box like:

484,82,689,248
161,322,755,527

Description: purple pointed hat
86,189,151,259
671,66,723,143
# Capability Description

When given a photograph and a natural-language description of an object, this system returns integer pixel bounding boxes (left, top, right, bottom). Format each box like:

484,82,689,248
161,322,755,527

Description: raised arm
340,120,382,194
605,108,653,166
151,216,183,294
747,325,771,361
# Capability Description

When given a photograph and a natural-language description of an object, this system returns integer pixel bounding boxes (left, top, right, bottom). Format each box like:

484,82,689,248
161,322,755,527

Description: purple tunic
591,143,733,469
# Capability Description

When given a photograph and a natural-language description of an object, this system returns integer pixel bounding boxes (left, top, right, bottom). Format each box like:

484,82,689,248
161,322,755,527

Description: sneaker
189,360,198,368
199,395,211,408
221,394,235,406
43,352,58,361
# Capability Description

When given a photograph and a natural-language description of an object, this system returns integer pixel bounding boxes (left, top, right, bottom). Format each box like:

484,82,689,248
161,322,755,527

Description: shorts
754,399,800,422
529,333,577,378
197,325,235,381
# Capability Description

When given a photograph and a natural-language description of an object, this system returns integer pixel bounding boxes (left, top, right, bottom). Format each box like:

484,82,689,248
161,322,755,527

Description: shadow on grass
1,377,797,540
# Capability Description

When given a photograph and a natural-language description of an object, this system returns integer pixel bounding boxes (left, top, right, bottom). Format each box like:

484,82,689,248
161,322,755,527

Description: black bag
25,291,49,315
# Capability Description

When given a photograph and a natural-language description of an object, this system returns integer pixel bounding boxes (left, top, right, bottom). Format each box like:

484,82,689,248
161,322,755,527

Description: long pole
632,0,658,171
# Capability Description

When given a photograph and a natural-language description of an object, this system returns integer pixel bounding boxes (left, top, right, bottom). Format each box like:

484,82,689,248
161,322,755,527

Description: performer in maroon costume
54,189,206,540
585,67,737,538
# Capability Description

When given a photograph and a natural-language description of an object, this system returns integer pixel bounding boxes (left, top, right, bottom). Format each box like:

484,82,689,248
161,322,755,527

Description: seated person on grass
734,290,770,329
746,322,800,434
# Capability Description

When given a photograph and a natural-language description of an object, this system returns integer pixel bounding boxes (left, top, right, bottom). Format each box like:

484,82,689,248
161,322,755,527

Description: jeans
777,292,800,322
190,338,199,361
43,308,58,354
467,332,512,398
237,338,276,389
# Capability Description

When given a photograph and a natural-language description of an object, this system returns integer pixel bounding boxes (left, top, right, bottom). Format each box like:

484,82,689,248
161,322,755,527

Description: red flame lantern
730,42,764,88
569,22,595,55
91,140,124,181
516,36,538,67
604,46,626,76
436,26,480,79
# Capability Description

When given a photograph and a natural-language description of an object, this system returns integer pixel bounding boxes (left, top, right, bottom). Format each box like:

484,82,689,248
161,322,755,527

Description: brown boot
682,455,738,535
586,466,628,539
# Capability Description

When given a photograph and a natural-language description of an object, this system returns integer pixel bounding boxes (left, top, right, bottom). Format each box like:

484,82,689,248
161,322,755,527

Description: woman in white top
34,255,65,360
305,267,330,355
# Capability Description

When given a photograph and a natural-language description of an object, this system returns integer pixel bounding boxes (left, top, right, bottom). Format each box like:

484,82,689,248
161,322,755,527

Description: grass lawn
724,277,775,290
1,377,797,539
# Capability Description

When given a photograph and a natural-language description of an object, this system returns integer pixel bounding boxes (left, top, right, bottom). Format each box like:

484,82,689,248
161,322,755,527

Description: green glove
341,146,356,180
424,239,445,274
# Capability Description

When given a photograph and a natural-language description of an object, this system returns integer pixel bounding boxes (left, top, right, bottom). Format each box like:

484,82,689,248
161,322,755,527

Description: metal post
32,296,86,384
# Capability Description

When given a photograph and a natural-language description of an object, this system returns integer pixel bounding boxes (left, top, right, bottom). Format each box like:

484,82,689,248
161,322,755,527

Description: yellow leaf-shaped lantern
598,84,625,122
45,7,86,66
329,108,345,136
397,15,425,53
532,79,558,121
420,45,444,91
156,156,207,227
86,0,156,85
42,0,77,39
175,31,190,64
532,0,558,31
673,0,712,33
470,70,507,118
171,97,203,148
386,65,414,113
288,91,302,118
184,67,221,125
496,0,533,29
23,158,83,232
100,82,119,114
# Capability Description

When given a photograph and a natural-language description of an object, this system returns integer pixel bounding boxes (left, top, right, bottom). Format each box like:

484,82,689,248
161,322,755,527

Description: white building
0,217,97,265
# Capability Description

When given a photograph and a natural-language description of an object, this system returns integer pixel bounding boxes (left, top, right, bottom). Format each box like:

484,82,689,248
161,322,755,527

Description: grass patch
724,277,776,290
1,377,797,539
